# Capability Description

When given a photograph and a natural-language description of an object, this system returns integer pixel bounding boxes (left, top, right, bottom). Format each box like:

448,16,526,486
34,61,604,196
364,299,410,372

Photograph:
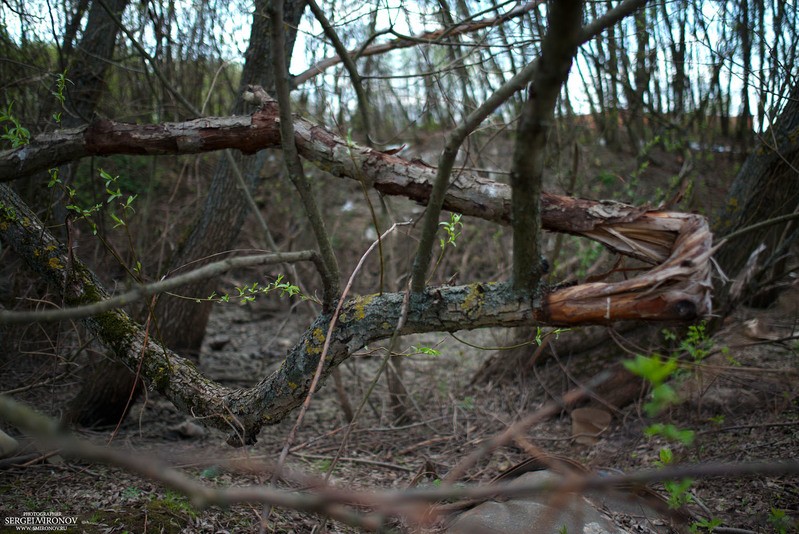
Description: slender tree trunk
154,0,307,356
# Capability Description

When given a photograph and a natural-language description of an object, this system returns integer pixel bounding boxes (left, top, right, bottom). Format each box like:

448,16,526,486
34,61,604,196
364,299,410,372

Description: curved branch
0,182,711,445
0,250,318,324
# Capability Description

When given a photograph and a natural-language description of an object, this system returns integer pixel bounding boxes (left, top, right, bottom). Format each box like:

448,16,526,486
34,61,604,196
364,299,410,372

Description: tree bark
713,81,799,312
63,0,131,125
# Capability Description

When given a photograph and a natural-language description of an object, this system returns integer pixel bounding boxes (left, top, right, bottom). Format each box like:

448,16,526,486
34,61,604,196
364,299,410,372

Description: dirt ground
0,275,797,533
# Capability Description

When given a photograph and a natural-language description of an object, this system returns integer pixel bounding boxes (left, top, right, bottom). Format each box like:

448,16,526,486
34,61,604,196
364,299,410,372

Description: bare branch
291,0,545,88
0,251,318,324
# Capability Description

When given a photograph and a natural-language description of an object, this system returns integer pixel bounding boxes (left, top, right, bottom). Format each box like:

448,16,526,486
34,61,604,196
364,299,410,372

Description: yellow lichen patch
381,322,390,330
0,221,8,231
461,283,484,316
48,256,64,270
305,340,322,355
312,327,325,343
288,381,298,390
305,328,326,356
353,294,376,320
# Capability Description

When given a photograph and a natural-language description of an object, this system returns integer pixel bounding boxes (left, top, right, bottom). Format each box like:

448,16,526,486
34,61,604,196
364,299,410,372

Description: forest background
0,0,797,532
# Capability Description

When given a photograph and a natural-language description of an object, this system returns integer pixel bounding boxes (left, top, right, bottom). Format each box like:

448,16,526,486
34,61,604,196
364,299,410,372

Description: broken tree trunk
1,103,678,263
0,150,711,443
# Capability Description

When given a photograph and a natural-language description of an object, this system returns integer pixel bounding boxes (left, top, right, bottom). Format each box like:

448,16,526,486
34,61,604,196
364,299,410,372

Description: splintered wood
543,212,713,324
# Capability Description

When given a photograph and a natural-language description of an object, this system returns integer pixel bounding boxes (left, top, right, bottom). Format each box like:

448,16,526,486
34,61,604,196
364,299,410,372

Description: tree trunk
49,0,135,427
67,0,308,426
713,81,799,312
63,0,131,124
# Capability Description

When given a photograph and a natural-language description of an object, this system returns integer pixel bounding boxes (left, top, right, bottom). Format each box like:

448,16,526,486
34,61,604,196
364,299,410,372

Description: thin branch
578,0,649,42
275,222,409,473
291,0,544,88
97,0,294,306
268,0,340,308
443,369,613,484
0,251,318,324
714,211,799,248
0,395,383,531
306,0,373,146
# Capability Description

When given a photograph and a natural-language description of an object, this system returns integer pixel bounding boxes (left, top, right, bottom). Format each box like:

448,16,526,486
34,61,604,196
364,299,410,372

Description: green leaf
411,346,441,356
623,354,677,386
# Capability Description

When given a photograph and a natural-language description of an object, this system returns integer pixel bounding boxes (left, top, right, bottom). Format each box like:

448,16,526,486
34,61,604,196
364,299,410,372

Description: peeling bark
1,104,663,264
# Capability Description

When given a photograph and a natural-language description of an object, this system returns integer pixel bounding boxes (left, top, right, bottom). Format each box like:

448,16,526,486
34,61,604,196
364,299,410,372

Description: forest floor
0,278,797,533
1,140,797,533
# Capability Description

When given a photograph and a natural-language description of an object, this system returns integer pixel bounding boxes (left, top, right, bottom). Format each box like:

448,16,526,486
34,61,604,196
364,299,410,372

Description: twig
443,370,614,484
306,0,373,146
325,282,413,482
274,222,409,477
696,421,799,436
714,212,799,250
0,251,318,324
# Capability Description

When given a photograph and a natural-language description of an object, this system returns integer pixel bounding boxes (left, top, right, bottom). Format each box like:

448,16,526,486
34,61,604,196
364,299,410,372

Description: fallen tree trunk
0,175,711,444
